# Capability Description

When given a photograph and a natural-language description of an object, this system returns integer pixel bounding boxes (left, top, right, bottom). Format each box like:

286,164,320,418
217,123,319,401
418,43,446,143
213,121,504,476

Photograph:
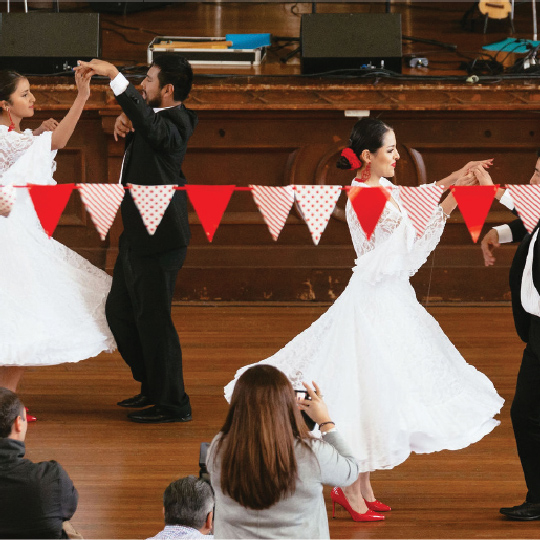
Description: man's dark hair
164,476,214,529
536,148,540,158
152,54,193,102
0,387,24,438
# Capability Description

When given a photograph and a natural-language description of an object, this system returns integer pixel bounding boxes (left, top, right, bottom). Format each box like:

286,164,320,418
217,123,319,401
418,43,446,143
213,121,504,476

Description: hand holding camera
296,381,334,432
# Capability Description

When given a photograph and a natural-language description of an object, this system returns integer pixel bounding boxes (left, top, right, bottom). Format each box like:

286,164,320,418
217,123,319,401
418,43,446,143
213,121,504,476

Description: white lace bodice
0,125,56,185
0,126,35,177
345,177,446,284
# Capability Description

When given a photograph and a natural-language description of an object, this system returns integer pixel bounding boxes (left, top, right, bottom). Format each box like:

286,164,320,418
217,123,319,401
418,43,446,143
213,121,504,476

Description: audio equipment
0,13,100,74
300,13,402,75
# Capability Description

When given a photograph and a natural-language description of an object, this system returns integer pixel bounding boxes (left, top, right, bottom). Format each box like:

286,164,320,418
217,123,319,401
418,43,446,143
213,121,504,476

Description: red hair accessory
341,148,362,170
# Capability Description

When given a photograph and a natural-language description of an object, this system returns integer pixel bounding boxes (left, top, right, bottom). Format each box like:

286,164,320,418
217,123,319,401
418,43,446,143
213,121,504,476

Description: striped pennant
129,184,177,236
399,185,445,237
78,184,125,241
507,184,540,233
294,185,342,245
0,185,17,217
250,185,295,241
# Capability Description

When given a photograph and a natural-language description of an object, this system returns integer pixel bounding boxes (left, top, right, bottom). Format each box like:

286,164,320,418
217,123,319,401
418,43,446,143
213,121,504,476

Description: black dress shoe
117,394,153,408
127,406,192,424
500,501,540,521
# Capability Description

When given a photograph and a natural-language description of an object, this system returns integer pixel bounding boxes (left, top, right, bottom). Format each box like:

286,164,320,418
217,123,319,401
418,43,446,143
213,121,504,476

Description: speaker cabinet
301,13,402,75
0,13,100,74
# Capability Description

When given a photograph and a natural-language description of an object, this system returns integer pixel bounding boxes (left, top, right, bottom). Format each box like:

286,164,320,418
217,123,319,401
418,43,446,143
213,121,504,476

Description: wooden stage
18,304,539,539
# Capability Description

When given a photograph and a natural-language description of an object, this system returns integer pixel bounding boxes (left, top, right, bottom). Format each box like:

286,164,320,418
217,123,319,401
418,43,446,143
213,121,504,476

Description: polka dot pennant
0,185,17,217
250,185,295,241
78,183,125,241
399,185,444,237
294,185,342,245
129,184,177,236
507,184,540,233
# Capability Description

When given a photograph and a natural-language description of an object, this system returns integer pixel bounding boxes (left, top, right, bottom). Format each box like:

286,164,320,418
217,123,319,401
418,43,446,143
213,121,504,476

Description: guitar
478,0,512,19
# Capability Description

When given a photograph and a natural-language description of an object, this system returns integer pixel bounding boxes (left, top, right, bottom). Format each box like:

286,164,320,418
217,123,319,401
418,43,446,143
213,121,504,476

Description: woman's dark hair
0,70,25,104
0,387,24,438
215,365,311,510
152,54,193,102
337,117,393,170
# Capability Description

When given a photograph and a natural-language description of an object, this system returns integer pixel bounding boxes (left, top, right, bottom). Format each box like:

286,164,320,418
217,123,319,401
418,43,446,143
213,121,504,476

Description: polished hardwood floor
17,304,538,539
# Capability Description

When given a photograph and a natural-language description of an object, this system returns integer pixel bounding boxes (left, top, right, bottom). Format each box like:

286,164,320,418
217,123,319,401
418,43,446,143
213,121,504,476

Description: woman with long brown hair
207,364,365,539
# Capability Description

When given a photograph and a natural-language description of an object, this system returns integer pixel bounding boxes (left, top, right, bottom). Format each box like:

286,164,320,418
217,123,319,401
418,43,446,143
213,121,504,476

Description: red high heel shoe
365,499,392,512
331,487,385,522
25,407,37,423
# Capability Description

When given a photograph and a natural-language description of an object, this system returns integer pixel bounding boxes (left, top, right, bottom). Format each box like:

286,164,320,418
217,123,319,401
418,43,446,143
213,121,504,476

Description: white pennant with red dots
399,185,445,237
128,184,177,235
507,184,540,233
294,185,342,245
78,183,125,240
250,185,295,241
0,185,17,217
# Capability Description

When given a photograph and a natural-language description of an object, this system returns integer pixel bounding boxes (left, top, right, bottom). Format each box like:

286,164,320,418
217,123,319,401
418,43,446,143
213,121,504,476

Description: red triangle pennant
451,185,499,243
28,184,74,237
348,186,391,240
186,185,235,242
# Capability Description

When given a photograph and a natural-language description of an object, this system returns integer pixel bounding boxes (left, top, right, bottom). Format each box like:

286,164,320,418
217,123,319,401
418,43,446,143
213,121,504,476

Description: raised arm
50,70,92,150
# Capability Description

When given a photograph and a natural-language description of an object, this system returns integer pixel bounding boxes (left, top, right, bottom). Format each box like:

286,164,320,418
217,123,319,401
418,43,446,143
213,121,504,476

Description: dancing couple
0,55,196,424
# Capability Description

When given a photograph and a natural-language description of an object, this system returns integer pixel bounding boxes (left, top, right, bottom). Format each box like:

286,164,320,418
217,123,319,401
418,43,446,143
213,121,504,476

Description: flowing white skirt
225,272,504,472
0,189,116,366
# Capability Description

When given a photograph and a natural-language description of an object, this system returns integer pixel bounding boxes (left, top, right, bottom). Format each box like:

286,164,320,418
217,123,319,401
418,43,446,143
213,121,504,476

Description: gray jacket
207,431,359,539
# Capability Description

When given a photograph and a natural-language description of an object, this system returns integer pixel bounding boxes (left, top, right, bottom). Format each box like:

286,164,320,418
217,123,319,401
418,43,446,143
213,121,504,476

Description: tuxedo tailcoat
105,82,198,415
506,217,540,503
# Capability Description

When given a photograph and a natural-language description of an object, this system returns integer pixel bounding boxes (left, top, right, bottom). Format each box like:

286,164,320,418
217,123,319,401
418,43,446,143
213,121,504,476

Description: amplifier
300,13,402,75
0,13,100,74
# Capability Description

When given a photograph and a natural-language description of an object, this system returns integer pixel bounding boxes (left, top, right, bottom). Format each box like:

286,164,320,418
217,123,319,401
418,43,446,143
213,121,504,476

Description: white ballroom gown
0,125,115,366
225,177,504,472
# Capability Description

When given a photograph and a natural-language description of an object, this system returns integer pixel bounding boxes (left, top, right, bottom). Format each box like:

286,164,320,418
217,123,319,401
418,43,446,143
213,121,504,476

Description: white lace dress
225,178,504,472
0,125,115,366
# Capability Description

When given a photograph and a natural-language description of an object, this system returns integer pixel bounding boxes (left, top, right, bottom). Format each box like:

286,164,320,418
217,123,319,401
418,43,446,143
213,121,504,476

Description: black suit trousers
105,244,190,415
511,315,540,503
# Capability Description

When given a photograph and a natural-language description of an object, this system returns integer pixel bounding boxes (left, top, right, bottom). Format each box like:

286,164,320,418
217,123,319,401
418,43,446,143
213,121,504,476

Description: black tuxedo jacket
508,217,540,342
115,83,198,255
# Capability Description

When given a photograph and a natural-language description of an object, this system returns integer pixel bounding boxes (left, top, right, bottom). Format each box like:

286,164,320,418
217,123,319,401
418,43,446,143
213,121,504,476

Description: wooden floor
18,305,538,539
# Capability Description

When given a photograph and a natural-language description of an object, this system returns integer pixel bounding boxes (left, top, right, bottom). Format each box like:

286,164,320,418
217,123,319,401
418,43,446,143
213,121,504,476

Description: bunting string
0,183,534,243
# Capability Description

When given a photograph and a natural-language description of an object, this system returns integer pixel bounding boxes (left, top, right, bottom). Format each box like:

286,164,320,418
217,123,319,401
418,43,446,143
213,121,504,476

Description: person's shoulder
33,459,70,481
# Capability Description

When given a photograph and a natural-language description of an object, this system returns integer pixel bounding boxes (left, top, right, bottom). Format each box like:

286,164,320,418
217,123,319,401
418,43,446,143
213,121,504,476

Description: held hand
454,171,477,187
450,159,493,185
33,118,58,136
74,69,92,101
76,59,119,80
113,113,134,142
471,164,495,186
481,228,500,266
297,381,333,428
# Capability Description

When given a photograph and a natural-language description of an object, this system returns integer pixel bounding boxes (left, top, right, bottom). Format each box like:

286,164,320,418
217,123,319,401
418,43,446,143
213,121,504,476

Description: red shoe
365,499,392,512
25,407,37,423
331,487,385,522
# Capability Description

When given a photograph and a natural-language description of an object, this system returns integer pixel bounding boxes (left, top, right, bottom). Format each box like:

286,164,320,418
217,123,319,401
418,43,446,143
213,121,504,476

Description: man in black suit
78,56,198,424
479,151,540,520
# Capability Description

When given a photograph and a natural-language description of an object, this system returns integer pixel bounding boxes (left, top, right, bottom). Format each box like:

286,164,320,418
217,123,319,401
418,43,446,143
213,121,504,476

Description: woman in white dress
0,69,116,409
225,117,504,521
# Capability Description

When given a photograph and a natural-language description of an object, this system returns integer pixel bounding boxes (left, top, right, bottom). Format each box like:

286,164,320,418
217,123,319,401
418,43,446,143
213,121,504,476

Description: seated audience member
147,476,214,539
206,365,360,539
0,387,79,539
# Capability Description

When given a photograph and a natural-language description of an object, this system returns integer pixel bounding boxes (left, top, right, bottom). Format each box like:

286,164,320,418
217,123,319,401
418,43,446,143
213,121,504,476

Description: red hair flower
341,148,362,170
